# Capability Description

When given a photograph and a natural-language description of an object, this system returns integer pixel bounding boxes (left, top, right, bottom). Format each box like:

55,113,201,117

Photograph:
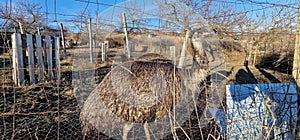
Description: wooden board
36,35,44,81
26,34,35,84
11,33,24,86
46,36,53,80
55,37,61,80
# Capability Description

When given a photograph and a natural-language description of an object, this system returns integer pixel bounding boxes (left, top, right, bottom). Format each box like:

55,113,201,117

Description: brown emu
80,32,209,140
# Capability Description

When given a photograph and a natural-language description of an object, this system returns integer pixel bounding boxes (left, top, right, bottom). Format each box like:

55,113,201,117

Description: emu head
191,31,208,68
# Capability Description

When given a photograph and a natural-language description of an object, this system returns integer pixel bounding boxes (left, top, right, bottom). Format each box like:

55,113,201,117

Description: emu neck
178,66,207,92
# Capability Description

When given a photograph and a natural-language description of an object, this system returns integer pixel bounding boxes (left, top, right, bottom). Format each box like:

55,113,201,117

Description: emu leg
123,123,133,140
144,122,151,140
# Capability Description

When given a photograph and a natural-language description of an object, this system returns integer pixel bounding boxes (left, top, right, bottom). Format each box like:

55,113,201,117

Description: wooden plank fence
101,41,108,62
11,33,61,86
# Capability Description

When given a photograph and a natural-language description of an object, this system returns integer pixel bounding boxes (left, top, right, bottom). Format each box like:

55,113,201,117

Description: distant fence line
11,33,61,86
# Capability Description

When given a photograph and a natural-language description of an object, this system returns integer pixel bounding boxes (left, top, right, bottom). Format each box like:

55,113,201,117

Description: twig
208,134,217,140
26,122,33,139
192,90,204,140
44,125,53,140
119,64,137,77
2,88,7,140
168,112,191,140
42,86,50,106
34,126,39,140
168,111,178,140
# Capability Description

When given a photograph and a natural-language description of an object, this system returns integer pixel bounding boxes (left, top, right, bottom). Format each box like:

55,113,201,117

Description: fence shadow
255,65,281,83
235,68,257,84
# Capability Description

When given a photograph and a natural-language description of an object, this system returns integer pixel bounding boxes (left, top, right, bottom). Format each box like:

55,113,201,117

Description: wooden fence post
60,23,67,57
55,37,61,80
246,41,252,65
93,34,96,48
170,46,176,65
253,44,259,66
122,13,130,58
46,36,53,80
128,43,132,59
293,3,300,139
88,18,94,63
102,41,107,62
178,30,190,68
36,35,44,81
12,34,16,84
18,22,24,34
37,27,41,35
11,33,24,86
26,34,35,84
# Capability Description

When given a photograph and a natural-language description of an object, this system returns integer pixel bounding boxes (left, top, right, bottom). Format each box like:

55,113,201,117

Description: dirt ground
0,34,294,139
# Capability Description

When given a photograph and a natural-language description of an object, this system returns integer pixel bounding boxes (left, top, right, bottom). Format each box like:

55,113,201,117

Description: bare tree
155,0,205,68
124,0,145,31
0,0,44,34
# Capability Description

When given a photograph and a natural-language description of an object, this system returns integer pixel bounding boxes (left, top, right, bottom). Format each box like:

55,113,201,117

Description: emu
80,31,208,140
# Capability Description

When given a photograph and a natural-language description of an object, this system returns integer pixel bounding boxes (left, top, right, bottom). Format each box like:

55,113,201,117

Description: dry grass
0,30,296,139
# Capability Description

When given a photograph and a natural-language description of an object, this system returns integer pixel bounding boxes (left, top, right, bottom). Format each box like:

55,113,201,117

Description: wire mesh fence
0,0,299,139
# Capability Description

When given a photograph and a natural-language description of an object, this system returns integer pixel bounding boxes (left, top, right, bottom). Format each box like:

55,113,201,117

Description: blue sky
27,0,154,31
1,0,298,32
3,0,299,22
31,0,124,15
29,0,298,27
30,0,125,21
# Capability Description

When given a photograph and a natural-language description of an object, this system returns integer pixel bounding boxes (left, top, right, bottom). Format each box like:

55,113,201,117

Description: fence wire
0,0,299,139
